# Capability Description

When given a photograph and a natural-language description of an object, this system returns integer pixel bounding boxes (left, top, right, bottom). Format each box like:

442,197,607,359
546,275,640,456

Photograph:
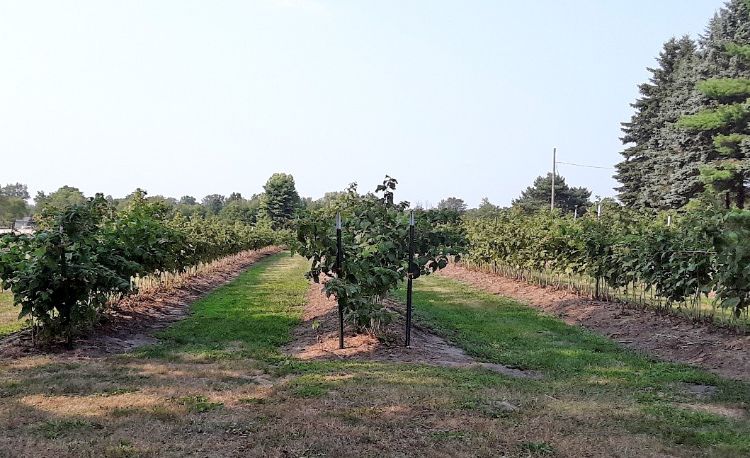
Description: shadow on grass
394,274,750,453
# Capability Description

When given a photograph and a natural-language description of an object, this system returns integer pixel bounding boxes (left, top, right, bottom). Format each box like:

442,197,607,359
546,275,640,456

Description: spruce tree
679,0,750,208
512,173,591,214
259,173,301,228
615,36,706,210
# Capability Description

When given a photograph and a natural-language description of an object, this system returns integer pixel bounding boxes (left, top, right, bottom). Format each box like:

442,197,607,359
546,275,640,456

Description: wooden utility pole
551,148,556,211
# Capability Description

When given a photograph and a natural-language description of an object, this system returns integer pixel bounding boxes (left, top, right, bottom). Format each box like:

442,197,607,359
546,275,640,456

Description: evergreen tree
615,36,706,209
470,197,501,218
679,0,750,208
260,173,300,228
512,173,591,214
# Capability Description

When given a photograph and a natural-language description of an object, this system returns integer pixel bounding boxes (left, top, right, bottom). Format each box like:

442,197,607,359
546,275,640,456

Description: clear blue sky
0,0,724,207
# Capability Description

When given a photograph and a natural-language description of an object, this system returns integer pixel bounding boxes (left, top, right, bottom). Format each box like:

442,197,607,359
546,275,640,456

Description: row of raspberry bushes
0,192,283,342
463,207,750,318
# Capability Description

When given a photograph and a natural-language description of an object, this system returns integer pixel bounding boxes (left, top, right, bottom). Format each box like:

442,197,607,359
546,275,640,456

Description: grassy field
0,290,24,337
0,253,748,457
401,275,750,455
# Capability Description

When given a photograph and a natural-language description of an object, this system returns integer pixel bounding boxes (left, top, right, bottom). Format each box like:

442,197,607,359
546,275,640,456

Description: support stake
405,210,415,347
335,212,344,349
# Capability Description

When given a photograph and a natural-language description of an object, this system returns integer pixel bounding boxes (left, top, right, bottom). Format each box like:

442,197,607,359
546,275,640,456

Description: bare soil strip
0,246,282,358
284,282,541,379
437,263,750,382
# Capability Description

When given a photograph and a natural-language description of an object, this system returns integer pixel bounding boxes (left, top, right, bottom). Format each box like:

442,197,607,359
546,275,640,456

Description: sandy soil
284,282,541,379
438,263,750,382
0,246,282,358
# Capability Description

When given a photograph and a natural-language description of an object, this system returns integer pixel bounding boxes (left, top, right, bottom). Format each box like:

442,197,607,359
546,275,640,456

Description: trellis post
335,212,344,349
405,210,415,347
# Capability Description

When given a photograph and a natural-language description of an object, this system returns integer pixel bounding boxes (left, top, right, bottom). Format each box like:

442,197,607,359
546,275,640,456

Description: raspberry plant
295,177,464,332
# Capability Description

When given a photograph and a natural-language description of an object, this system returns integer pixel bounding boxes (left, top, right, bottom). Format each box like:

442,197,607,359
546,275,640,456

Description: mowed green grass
0,290,24,337
143,254,750,455
398,275,750,454
2,254,749,457
137,252,310,363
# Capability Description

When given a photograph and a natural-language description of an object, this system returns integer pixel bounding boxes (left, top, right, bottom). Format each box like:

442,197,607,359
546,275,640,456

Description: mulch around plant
0,246,282,358
437,263,750,382
283,282,542,379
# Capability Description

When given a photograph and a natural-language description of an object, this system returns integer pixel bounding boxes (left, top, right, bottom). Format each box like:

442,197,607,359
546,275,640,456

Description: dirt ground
0,246,281,359
438,263,750,382
283,282,541,379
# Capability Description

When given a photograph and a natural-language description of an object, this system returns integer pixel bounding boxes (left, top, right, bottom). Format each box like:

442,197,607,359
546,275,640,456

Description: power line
556,161,614,170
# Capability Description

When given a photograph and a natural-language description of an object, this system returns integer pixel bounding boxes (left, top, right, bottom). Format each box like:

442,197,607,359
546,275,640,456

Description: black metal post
335,212,344,349
405,211,415,347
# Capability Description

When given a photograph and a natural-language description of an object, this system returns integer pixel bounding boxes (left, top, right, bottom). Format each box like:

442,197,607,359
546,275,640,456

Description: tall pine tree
679,0,750,208
512,173,591,214
615,36,706,209
616,0,750,210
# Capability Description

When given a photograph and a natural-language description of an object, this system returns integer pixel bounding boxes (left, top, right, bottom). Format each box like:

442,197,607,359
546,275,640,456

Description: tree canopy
512,173,591,214
0,183,30,226
34,186,86,212
260,173,300,228
616,0,750,209
436,197,467,213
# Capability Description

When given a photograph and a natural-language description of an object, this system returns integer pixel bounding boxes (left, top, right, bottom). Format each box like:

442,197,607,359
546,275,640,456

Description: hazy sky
0,0,723,207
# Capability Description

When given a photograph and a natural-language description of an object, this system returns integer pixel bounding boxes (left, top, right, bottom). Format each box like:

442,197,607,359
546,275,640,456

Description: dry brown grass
0,344,739,457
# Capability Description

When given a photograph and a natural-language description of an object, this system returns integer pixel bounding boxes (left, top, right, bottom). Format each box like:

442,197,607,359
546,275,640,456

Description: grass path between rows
1,253,748,457
0,290,24,337
402,274,750,456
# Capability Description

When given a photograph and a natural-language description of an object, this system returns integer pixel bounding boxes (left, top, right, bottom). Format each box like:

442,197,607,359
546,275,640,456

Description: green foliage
463,207,750,316
678,102,750,131
201,194,225,215
219,195,261,224
712,210,750,316
295,177,464,331
469,197,501,218
616,0,750,210
0,182,31,226
260,173,300,229
0,196,28,226
671,2,750,208
713,133,749,156
0,183,29,199
615,36,704,210
512,173,591,215
697,78,750,100
436,197,467,213
725,42,750,60
34,185,86,212
179,195,197,206
0,192,280,342
0,197,131,341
